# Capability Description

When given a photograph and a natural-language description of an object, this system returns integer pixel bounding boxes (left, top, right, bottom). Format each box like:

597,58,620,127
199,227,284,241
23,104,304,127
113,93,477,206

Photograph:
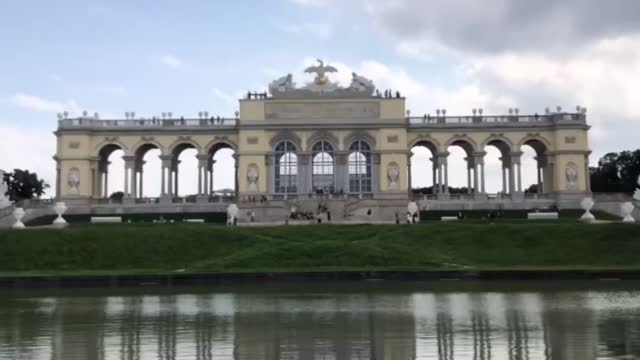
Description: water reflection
0,284,639,359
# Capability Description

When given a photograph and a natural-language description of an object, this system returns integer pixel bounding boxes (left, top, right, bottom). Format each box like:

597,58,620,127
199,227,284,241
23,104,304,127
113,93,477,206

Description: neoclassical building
54,61,591,218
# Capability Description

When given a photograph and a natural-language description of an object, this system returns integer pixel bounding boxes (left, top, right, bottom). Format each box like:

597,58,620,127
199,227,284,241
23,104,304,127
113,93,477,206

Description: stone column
297,153,311,195
123,157,135,197
481,163,486,193
209,159,216,195
431,164,438,194
467,167,472,192
233,154,239,198
372,152,381,193
510,152,523,194
160,156,172,198
55,166,61,199
444,161,449,194
502,166,507,194
334,152,348,194
437,164,443,194
138,170,144,198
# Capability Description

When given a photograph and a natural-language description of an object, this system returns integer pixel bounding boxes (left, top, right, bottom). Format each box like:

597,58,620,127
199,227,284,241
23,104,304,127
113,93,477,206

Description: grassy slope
0,223,639,275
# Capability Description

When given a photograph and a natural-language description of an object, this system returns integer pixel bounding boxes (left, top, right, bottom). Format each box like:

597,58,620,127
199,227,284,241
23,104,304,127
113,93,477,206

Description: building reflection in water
0,286,639,359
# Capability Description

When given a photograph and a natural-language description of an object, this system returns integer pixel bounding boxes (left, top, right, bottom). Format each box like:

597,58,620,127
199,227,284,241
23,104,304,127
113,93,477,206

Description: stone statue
349,72,375,95
226,204,238,226
0,170,11,209
268,73,295,94
621,202,635,223
67,168,80,195
565,163,578,190
247,167,258,192
579,197,595,223
634,174,640,202
387,164,400,190
407,202,419,223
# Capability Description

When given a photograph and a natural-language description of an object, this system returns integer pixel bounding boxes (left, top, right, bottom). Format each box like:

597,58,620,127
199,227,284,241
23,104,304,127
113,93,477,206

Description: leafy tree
1,169,49,201
109,191,124,201
590,150,640,193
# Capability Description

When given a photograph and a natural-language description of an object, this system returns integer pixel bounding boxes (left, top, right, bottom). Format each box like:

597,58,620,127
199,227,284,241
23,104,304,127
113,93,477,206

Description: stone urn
579,197,596,223
12,207,25,229
53,202,68,226
621,202,635,223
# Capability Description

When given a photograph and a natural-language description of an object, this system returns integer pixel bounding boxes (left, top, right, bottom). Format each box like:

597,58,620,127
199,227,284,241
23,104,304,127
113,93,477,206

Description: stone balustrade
407,113,586,128
58,117,238,130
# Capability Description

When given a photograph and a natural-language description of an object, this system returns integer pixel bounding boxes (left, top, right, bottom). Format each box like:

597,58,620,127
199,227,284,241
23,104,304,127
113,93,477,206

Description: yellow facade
54,89,591,202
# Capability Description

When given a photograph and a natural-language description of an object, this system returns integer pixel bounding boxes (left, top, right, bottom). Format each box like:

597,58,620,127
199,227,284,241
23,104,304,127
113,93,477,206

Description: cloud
364,0,640,53
9,94,81,114
161,55,183,68
49,73,63,82
277,22,331,38
288,0,330,7
98,85,128,97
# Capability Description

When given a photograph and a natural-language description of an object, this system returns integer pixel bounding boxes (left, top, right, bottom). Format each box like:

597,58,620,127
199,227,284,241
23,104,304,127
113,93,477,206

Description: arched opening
348,139,372,193
311,140,335,193
483,139,513,195
97,144,124,199
446,139,476,195
521,139,548,194
410,140,437,196
171,143,198,198
274,140,298,194
208,143,236,197
134,144,161,198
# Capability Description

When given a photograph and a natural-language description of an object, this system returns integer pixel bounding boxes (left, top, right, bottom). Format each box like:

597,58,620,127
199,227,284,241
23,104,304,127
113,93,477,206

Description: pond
0,281,639,359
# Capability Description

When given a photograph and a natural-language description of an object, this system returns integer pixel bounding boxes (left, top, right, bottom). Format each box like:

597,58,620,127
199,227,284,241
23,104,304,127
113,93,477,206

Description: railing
407,113,587,128
58,117,238,130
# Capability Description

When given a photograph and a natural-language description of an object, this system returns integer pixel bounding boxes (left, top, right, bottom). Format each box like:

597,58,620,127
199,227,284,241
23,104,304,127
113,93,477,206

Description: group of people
247,91,268,100
380,89,402,98
246,195,268,205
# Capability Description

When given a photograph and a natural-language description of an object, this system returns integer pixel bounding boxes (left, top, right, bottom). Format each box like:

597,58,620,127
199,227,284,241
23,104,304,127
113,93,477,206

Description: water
0,281,639,359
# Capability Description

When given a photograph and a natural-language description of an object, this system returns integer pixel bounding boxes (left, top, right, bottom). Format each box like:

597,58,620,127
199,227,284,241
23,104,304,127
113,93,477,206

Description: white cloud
161,55,183,69
9,94,81,115
288,0,330,7
49,73,63,82
98,84,128,97
278,22,331,38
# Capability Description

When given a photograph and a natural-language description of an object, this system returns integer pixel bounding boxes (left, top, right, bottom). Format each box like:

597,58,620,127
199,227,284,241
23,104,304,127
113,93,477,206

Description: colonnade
414,149,549,196
94,152,237,199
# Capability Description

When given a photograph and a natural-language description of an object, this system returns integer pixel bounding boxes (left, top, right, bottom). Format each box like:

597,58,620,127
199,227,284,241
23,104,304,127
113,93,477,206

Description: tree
590,150,640,193
109,191,124,201
1,169,49,201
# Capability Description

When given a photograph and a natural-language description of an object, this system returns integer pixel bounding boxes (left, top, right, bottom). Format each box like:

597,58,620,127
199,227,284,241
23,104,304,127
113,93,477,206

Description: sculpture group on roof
268,59,376,98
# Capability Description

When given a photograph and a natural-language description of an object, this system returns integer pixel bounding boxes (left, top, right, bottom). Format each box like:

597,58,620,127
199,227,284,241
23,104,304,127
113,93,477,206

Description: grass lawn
0,223,639,276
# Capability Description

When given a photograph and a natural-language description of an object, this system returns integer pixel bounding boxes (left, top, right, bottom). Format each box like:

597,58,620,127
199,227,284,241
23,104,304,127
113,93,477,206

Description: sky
1,0,639,197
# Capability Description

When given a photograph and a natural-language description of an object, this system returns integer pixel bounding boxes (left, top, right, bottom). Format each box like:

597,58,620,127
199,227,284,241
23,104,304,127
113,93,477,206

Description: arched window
348,139,372,193
312,140,335,192
274,140,298,193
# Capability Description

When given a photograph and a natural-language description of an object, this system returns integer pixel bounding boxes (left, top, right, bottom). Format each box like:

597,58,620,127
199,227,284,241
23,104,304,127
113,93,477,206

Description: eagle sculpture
304,59,337,85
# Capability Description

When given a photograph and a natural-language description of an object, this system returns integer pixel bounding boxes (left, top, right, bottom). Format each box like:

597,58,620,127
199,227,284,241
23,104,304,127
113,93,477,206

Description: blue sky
1,0,639,196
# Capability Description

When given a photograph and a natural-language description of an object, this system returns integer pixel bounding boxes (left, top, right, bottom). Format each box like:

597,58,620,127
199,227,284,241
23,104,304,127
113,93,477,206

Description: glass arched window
312,140,335,193
274,140,298,193
348,139,372,193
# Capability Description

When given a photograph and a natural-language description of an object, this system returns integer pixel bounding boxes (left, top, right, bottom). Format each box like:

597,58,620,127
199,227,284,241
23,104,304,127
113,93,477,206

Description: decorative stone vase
621,202,635,223
12,207,25,229
53,202,68,226
579,197,596,223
